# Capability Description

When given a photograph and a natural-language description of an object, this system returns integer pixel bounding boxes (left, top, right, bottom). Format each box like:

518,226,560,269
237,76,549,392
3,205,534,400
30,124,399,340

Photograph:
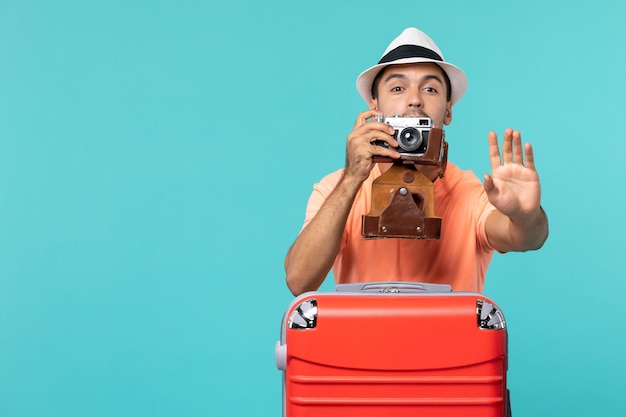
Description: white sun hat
356,27,467,105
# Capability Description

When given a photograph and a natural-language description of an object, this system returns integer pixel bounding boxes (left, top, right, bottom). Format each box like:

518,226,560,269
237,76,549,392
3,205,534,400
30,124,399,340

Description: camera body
372,115,446,168
373,115,432,156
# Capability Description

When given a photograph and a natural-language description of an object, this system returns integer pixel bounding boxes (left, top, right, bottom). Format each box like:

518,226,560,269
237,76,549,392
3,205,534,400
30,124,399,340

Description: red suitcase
275,282,511,417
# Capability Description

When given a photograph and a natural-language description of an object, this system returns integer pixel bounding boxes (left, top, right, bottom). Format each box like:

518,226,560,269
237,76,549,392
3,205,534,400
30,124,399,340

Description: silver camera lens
397,127,423,152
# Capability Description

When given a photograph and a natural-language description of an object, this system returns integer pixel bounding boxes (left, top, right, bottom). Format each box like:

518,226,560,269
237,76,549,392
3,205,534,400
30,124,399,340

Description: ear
369,97,378,110
444,102,452,125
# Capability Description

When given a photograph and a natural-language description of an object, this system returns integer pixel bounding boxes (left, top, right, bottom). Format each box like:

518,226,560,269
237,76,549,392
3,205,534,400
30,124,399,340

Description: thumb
483,174,495,193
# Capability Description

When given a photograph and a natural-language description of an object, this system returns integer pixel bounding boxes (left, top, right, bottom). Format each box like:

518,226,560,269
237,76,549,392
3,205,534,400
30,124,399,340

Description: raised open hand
483,128,542,222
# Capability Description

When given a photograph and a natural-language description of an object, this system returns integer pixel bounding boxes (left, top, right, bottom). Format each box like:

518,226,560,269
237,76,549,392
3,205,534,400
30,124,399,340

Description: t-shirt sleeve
301,169,344,231
474,190,498,252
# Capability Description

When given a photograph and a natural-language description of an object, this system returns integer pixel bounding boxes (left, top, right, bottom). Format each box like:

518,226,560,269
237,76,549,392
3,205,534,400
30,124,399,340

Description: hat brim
356,57,467,106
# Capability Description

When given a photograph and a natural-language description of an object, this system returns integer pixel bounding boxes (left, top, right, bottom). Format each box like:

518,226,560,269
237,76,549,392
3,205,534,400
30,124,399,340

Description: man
284,27,549,296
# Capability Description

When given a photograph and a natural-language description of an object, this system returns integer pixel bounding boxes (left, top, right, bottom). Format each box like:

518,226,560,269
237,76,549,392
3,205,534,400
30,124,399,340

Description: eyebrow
382,73,445,85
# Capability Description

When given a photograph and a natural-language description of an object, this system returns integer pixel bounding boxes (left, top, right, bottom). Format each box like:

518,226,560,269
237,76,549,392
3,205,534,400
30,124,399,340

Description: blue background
1,1,624,416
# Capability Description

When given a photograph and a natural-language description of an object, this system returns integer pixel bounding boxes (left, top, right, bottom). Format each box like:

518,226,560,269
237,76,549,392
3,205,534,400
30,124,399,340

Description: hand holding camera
344,110,401,183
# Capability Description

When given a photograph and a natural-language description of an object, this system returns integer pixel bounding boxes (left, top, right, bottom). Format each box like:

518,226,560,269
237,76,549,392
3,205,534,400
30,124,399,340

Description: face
369,63,452,128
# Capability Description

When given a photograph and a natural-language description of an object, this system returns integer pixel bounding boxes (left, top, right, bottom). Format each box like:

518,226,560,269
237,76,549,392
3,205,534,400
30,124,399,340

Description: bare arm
484,129,549,252
284,175,362,295
284,109,400,296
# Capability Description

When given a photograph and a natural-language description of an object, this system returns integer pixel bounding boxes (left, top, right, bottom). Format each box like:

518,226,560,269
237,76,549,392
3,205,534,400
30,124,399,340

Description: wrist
340,170,368,192
508,206,549,251
510,205,547,229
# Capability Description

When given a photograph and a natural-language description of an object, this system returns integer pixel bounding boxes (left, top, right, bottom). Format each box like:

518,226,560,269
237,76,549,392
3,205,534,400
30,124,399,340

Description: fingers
345,110,401,179
488,128,535,169
501,129,513,163
524,142,536,171
348,123,397,151
353,109,383,129
350,110,399,153
488,131,502,171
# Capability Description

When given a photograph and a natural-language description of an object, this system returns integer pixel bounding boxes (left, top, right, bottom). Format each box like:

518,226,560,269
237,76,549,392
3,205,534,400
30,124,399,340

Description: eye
423,86,438,94
391,86,404,92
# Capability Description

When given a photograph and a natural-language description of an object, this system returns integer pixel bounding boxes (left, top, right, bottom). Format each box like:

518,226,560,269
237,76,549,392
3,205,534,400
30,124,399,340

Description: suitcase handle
335,281,452,293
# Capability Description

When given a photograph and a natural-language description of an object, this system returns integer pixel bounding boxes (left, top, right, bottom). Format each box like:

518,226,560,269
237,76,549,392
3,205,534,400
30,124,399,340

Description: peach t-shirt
303,163,497,292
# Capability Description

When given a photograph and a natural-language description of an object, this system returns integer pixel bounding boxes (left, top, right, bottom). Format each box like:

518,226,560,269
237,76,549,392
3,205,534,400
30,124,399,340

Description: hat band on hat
378,45,443,64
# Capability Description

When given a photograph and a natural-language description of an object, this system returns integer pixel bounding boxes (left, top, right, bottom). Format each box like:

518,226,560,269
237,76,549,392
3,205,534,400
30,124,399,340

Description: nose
407,87,422,109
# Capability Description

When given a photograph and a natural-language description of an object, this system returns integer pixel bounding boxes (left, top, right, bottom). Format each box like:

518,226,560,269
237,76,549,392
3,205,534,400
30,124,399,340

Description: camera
373,115,432,156
362,116,449,240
